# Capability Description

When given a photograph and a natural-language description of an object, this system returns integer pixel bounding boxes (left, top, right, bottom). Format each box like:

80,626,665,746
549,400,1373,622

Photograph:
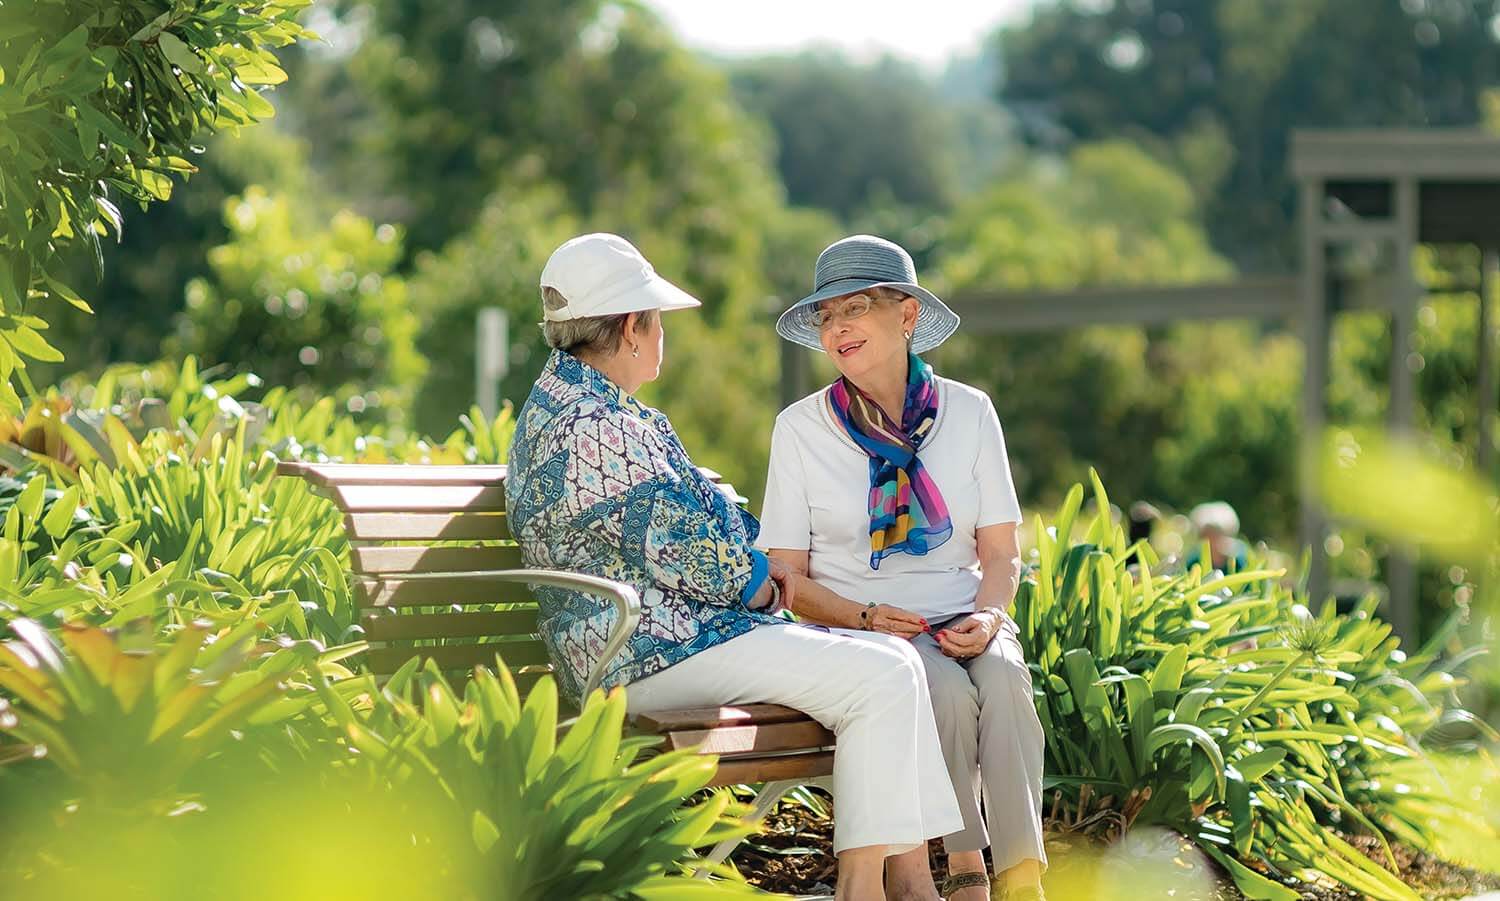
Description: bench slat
277,462,507,487
345,513,509,541
352,545,523,575
361,609,540,641
331,483,507,513
662,721,834,755
356,576,536,608
633,704,811,732
707,751,835,787
367,640,552,675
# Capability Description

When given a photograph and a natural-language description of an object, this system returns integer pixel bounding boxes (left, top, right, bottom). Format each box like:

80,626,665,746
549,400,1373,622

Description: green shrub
166,187,426,425
1,624,765,900
1020,473,1490,900
0,360,516,644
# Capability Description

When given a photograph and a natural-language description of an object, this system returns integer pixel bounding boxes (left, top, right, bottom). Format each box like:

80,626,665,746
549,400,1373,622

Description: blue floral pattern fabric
506,350,779,700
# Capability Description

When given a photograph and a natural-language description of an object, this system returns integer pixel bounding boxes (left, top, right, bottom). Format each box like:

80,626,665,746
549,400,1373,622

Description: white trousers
625,623,964,855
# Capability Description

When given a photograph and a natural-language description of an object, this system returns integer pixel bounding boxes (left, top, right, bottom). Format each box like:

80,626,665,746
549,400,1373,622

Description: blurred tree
1152,324,1303,540
759,206,845,309
998,0,1500,271
404,171,580,438
39,127,314,380
392,7,794,498
0,0,312,410
308,0,605,255
933,141,1242,523
727,54,964,218
165,187,425,424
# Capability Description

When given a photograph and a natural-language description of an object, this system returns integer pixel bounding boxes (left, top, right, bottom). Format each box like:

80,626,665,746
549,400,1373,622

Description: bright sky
644,0,1037,68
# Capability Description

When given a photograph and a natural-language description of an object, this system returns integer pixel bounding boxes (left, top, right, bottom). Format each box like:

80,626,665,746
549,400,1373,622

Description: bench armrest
423,569,641,699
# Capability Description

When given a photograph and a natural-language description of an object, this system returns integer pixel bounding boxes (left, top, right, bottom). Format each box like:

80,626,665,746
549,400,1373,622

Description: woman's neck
849,354,909,423
574,348,639,395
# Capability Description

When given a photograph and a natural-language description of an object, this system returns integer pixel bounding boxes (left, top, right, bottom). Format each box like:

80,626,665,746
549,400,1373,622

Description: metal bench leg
694,778,803,879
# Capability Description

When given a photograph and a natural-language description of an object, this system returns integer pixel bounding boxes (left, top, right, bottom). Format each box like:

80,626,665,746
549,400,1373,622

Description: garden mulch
731,792,1500,899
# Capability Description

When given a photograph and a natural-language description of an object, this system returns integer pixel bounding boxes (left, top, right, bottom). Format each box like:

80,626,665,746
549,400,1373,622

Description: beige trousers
908,613,1048,873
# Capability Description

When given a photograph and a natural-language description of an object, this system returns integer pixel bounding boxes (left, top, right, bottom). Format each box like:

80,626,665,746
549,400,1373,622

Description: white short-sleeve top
757,376,1022,621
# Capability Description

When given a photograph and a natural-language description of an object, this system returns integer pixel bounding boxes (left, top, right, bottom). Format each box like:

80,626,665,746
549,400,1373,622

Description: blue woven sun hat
775,234,960,354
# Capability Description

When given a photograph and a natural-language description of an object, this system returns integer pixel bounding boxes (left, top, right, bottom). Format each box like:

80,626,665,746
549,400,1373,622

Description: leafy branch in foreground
0,0,316,410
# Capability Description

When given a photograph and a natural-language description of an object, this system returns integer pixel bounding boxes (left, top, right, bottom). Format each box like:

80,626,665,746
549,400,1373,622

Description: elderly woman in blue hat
759,235,1047,901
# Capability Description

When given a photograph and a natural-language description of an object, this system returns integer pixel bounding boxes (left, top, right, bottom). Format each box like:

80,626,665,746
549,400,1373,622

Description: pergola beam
1291,130,1500,180
942,274,1441,334
945,277,1298,332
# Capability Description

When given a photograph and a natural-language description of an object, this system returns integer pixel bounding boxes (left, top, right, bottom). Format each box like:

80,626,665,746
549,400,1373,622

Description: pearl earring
903,331,912,340
631,346,640,358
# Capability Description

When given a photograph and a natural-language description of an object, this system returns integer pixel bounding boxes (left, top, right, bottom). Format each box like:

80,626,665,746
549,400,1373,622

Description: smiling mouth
837,340,866,357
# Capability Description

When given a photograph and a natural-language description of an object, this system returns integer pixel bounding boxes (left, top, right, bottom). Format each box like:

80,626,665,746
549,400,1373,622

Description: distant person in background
1126,501,1161,566
1182,501,1250,574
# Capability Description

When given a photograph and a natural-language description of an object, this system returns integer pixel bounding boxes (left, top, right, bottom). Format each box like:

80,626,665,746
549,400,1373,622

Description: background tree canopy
998,0,1500,271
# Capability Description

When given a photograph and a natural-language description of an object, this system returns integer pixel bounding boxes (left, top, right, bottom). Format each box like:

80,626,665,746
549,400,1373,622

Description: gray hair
866,286,912,303
540,286,657,356
864,286,917,347
1189,501,1241,536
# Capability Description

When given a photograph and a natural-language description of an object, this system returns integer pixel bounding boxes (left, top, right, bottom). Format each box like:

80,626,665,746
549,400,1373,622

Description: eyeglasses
800,293,883,330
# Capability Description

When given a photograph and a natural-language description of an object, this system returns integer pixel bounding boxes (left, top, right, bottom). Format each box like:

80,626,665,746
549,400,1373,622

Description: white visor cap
539,233,702,322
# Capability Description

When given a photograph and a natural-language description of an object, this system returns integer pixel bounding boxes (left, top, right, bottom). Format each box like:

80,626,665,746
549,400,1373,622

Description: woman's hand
865,604,929,640
936,608,1005,659
767,558,798,612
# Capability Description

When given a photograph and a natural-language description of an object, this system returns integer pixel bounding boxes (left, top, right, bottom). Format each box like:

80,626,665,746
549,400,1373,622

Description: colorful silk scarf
829,352,953,569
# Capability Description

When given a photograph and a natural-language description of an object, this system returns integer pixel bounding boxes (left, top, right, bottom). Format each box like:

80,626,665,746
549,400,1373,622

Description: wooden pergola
776,129,1500,640
1291,129,1500,639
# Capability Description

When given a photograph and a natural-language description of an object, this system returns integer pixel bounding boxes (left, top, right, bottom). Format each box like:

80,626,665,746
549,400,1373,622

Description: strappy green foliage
1019,472,1492,900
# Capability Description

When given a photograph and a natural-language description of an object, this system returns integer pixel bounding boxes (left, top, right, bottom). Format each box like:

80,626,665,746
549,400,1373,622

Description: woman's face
816,292,920,383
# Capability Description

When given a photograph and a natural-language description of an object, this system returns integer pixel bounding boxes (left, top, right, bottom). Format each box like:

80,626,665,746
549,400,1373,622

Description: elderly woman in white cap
759,235,1047,901
505,233,963,901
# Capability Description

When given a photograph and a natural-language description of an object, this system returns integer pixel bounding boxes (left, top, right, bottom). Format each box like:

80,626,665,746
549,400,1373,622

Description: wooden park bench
276,461,834,871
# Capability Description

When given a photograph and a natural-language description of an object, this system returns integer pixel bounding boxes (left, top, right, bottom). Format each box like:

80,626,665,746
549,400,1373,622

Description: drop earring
631,345,640,358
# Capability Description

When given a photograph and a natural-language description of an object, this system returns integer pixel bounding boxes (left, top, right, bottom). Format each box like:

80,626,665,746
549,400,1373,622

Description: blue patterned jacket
505,350,778,700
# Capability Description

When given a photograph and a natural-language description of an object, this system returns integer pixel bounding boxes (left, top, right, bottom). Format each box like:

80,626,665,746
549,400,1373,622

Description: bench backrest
277,462,554,690
277,461,747,692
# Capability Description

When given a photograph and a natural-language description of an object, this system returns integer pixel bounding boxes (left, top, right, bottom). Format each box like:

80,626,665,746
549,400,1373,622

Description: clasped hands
748,558,800,614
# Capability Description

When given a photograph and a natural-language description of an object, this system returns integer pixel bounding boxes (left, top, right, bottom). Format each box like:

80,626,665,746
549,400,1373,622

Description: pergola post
1299,177,1331,606
1479,248,1498,477
1385,178,1420,641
